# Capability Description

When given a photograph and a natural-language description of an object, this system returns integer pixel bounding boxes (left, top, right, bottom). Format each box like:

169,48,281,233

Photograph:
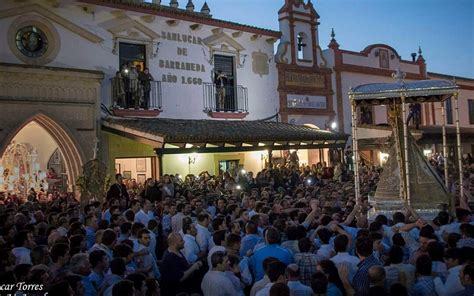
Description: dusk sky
165,0,474,78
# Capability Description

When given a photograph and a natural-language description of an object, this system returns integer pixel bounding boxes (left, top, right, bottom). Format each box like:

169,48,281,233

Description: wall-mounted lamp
153,42,161,57
201,45,213,65
188,154,197,164
238,54,247,68
188,153,198,174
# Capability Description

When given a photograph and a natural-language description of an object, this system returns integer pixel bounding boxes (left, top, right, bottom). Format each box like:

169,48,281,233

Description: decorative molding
165,19,179,27
140,15,156,23
100,16,160,40
45,0,61,8
316,45,327,67
7,15,61,66
250,34,262,41
252,50,269,77
0,4,103,43
266,37,277,44
189,23,202,31
334,64,424,80
0,63,103,105
232,31,243,38
112,109,161,118
80,4,96,14
201,32,245,51
275,41,289,64
80,0,281,38
212,28,223,35
361,43,401,59
207,111,248,119
109,9,126,17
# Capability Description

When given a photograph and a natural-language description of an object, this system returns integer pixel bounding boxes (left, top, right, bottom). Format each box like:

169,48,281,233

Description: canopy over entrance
102,117,348,155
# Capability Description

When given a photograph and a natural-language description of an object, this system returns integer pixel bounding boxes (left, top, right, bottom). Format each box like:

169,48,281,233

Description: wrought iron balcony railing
203,83,248,113
111,77,162,110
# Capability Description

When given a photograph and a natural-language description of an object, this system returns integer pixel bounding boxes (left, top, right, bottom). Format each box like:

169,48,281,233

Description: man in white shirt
201,251,239,296
385,245,416,290
250,257,277,296
256,260,287,296
330,234,359,281
171,203,186,233
196,212,213,252
56,216,69,237
134,199,155,226
286,264,313,296
183,222,203,264
134,229,161,279
208,230,226,268
12,230,35,265
434,248,465,295
315,228,335,259
88,229,116,261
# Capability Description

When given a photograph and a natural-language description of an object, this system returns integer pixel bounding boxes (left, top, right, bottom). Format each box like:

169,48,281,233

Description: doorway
219,159,240,176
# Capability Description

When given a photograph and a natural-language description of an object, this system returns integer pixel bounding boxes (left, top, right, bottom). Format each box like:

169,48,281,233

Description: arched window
297,33,307,60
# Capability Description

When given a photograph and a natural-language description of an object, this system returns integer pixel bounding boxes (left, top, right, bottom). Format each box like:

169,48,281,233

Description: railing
110,78,162,110
203,83,248,113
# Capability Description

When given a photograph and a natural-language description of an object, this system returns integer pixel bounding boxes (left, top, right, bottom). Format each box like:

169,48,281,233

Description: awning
349,79,458,106
102,117,348,154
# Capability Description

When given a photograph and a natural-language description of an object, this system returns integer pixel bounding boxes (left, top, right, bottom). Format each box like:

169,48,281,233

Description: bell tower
275,0,335,130
276,0,320,67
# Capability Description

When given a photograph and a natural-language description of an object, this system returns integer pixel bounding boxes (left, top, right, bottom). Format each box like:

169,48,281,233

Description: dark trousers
406,111,420,129
143,90,150,109
125,91,132,108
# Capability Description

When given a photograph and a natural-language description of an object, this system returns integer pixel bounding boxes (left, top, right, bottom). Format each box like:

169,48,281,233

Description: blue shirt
410,276,437,296
240,234,263,257
89,270,105,291
79,274,97,296
327,282,343,296
85,227,96,249
249,244,293,281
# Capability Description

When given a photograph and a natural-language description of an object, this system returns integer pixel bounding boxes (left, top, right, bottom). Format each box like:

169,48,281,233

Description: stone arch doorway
0,113,84,191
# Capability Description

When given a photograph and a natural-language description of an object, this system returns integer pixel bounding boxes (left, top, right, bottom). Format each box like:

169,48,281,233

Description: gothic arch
0,113,84,187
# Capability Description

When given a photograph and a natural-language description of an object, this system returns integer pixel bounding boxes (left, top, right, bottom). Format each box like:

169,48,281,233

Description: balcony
110,78,162,117
203,83,248,119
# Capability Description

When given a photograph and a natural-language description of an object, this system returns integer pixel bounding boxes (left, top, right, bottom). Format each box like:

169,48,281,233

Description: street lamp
188,153,198,174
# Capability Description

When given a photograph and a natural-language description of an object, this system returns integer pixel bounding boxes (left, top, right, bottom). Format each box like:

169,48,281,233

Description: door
214,55,235,111
219,160,239,176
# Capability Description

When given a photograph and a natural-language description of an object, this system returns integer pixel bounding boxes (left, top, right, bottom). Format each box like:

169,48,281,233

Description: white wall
115,157,152,181
162,151,270,176
0,0,279,120
342,51,420,74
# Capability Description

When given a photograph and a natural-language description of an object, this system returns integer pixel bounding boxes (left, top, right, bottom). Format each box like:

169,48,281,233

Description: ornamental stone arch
0,63,103,191
0,113,85,189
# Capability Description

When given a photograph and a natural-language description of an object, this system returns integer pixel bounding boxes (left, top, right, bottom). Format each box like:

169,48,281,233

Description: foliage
76,159,107,205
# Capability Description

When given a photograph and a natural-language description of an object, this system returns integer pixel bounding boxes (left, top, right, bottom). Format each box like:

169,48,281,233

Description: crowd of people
112,62,155,110
0,161,473,296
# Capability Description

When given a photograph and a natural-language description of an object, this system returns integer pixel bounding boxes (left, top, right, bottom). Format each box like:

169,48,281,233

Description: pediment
99,16,160,40
201,32,245,52
0,4,103,43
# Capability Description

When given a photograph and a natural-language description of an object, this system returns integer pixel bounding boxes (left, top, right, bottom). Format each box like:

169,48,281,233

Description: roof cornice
79,0,281,38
